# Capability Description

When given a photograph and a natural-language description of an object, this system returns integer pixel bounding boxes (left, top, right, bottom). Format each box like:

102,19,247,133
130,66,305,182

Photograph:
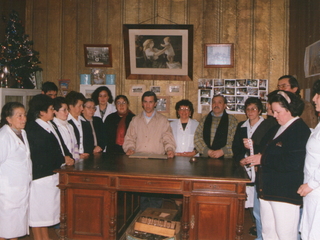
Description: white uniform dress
29,119,64,227
170,119,199,153
94,104,116,123
0,125,32,238
300,122,320,240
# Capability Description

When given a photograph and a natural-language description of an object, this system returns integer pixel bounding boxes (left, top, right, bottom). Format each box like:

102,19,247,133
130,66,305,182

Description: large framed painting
304,39,320,77
123,24,193,81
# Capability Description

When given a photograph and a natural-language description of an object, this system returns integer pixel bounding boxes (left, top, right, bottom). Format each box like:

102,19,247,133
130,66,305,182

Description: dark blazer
256,118,310,205
25,120,65,180
82,116,105,154
232,117,278,162
104,111,135,153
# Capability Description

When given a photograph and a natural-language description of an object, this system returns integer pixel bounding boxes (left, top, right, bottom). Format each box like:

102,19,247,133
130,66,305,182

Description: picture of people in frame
259,79,267,90
236,96,245,104
236,104,245,112
236,88,247,95
227,104,236,111
201,97,211,105
225,88,235,95
247,87,258,95
200,90,211,97
247,79,258,87
259,90,268,101
150,86,161,94
225,79,236,87
226,96,236,103
236,79,246,87
214,79,224,86
214,87,224,95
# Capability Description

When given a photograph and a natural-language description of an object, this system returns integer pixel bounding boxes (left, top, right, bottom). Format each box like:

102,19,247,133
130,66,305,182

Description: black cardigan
104,111,135,153
232,117,278,162
82,116,105,153
256,118,311,205
25,120,65,180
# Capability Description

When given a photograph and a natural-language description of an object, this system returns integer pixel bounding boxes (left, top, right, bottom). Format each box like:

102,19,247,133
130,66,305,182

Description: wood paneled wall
289,0,320,95
24,0,289,121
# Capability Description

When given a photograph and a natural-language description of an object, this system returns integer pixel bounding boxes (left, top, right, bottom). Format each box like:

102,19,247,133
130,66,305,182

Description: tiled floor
18,209,256,240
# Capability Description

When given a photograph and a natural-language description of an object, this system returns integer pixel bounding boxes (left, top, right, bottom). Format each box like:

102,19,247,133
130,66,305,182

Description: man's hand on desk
166,150,175,158
208,149,224,159
65,156,75,166
126,149,135,155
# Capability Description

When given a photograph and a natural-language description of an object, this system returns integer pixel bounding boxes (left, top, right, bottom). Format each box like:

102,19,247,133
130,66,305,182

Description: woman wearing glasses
81,98,105,154
104,95,135,154
170,99,199,157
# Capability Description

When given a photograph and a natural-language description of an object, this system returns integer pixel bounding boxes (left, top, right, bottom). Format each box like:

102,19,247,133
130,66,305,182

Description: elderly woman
26,94,74,240
244,91,310,240
104,95,135,154
91,86,116,123
298,79,320,240
0,102,31,240
170,99,199,157
81,98,105,153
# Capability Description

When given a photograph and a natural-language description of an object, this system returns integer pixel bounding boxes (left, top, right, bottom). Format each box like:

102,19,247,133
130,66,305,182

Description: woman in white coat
170,99,199,157
298,79,320,240
91,86,116,123
0,102,32,240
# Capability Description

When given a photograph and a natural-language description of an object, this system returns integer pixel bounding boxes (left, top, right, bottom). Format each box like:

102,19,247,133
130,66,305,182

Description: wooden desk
56,154,249,240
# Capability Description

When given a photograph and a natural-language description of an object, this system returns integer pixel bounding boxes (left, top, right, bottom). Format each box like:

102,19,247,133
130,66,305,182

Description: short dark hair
27,94,54,121
83,98,95,107
278,75,300,95
269,90,304,117
267,90,280,103
0,102,25,127
212,95,227,104
312,79,320,96
244,97,263,115
175,99,194,118
141,91,157,103
65,91,85,107
115,95,130,105
91,86,114,105
53,97,67,111
42,81,58,93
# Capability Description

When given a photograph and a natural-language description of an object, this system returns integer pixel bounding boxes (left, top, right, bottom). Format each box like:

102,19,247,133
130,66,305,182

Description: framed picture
156,96,170,113
84,44,112,67
129,84,146,97
123,24,193,81
304,39,320,77
166,84,182,96
204,43,234,68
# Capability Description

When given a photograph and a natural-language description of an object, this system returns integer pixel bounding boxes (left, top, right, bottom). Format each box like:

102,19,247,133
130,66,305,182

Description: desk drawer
68,174,109,185
192,182,236,193
119,177,182,191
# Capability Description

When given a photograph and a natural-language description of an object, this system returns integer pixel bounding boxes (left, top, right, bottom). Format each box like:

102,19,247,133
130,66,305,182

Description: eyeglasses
277,84,291,89
179,107,190,111
246,108,258,112
84,106,97,110
116,101,127,105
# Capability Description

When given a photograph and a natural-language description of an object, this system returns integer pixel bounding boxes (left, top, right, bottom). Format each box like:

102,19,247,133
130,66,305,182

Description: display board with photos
197,78,268,114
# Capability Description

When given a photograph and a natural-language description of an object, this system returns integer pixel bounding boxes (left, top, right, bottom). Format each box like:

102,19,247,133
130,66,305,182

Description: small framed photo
236,96,245,104
200,97,211,105
236,79,247,87
227,104,236,111
259,79,267,90
236,88,247,95
167,84,182,96
84,44,112,67
247,87,258,96
214,87,225,95
129,84,146,97
225,79,236,87
200,89,211,97
226,96,236,103
150,86,161,94
247,79,258,87
259,91,268,101
213,79,224,86
204,43,234,68
156,96,170,113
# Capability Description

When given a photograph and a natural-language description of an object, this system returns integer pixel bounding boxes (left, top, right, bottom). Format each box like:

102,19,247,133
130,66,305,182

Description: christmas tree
0,10,42,88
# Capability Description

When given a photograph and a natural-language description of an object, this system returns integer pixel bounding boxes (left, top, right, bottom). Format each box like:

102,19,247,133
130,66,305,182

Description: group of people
1,74,320,240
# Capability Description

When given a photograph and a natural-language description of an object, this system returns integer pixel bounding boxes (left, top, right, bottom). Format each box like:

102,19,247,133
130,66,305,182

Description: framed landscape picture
123,24,193,81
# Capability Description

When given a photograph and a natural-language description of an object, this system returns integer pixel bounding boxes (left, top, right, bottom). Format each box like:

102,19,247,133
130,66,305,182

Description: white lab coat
300,123,320,240
0,125,32,239
94,104,116,122
170,119,199,153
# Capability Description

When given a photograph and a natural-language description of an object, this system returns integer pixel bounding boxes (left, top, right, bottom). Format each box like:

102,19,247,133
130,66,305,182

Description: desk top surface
57,153,249,182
